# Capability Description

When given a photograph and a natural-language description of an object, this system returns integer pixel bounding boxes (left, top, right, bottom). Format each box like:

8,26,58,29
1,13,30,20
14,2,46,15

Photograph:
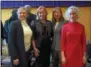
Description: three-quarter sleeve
31,20,37,40
81,26,86,53
60,26,66,51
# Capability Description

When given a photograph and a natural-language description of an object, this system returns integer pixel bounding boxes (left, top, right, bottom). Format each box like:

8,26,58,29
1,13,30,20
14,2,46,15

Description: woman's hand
83,55,86,64
34,47,40,57
13,59,19,65
32,40,39,57
61,51,66,64
61,56,66,64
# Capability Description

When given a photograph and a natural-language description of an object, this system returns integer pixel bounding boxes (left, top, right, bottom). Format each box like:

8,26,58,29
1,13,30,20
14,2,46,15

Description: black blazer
26,13,36,25
31,20,53,48
8,20,32,67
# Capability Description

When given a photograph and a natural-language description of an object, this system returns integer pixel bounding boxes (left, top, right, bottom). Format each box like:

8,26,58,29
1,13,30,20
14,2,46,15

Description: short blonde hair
36,6,47,20
65,6,80,20
37,6,47,15
17,7,27,19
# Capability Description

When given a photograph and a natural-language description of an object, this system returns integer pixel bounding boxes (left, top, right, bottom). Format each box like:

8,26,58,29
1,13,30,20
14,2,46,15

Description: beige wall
1,7,91,41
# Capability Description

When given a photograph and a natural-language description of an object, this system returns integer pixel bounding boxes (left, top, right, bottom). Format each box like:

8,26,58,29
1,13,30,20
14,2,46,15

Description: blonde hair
36,6,47,20
65,6,80,20
17,7,27,19
37,6,47,14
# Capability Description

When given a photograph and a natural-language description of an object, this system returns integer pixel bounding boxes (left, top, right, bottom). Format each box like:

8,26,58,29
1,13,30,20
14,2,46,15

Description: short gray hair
65,6,80,20
24,5,32,15
24,5,31,10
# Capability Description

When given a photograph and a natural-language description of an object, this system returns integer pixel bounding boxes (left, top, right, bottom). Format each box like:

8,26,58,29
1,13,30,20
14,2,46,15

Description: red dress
61,22,86,67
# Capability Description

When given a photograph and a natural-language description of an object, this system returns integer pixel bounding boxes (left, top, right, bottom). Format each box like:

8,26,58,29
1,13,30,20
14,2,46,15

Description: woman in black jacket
31,6,53,67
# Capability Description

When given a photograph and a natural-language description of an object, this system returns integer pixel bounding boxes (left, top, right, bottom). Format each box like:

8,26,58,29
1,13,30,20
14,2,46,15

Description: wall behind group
1,7,91,41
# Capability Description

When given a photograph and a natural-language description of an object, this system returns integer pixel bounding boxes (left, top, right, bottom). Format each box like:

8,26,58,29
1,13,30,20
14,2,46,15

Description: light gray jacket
52,20,66,51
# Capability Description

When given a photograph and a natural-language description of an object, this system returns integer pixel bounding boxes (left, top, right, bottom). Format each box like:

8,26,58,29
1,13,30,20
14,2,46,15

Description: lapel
53,20,64,32
17,20,26,51
18,20,24,36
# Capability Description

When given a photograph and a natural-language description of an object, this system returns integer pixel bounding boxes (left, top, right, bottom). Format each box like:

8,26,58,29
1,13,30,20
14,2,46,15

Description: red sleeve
61,26,66,51
81,26,86,53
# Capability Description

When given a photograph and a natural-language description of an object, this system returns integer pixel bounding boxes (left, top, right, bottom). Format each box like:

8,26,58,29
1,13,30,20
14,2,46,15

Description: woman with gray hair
31,6,53,67
24,5,36,25
60,6,86,67
8,7,35,67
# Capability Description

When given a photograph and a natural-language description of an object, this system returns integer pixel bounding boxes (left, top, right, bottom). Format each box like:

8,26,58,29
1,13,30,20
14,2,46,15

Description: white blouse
21,20,32,52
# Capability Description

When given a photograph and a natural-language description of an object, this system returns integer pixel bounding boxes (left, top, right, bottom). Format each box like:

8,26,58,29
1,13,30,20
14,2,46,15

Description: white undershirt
21,20,32,52
55,21,59,30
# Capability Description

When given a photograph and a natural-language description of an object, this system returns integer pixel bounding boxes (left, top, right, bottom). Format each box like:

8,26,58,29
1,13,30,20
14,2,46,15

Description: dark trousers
37,38,51,67
52,50,61,67
26,49,33,67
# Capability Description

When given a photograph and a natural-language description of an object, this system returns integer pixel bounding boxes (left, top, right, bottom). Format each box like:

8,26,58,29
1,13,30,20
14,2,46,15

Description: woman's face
18,9,27,20
38,9,47,20
69,11,78,21
54,10,62,20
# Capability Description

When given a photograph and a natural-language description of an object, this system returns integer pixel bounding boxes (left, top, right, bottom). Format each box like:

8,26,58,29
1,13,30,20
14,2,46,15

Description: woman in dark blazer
31,6,53,67
51,7,66,67
8,7,35,67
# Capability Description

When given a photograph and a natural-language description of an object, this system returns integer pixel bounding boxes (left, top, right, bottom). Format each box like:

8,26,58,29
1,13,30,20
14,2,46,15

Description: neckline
69,21,78,24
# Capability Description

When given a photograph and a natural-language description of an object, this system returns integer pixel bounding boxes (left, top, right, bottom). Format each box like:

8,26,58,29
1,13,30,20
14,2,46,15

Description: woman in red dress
61,6,86,67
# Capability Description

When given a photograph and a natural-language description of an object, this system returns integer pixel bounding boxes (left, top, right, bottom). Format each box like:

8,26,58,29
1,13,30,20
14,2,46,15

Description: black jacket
26,13,36,25
8,20,33,67
31,20,53,48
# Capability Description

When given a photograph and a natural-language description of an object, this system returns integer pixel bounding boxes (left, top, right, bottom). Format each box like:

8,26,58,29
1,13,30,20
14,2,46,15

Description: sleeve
51,22,54,38
31,20,37,40
1,22,4,39
60,26,66,51
81,26,86,53
3,20,9,43
8,21,19,60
